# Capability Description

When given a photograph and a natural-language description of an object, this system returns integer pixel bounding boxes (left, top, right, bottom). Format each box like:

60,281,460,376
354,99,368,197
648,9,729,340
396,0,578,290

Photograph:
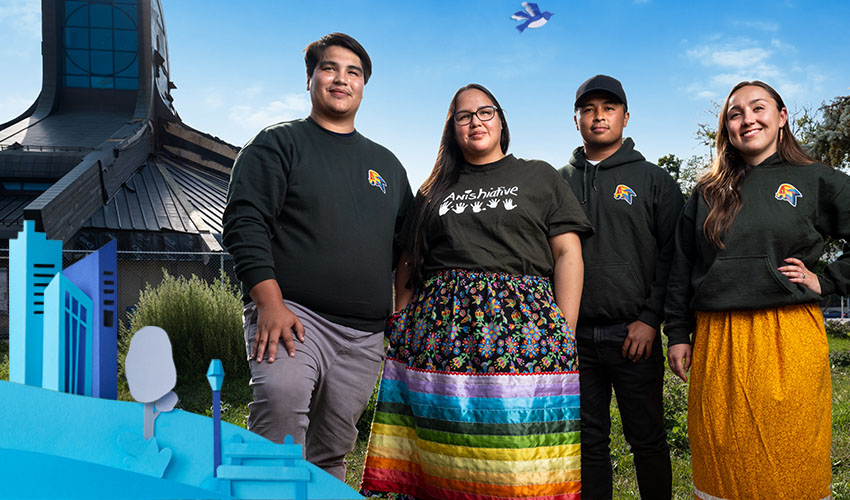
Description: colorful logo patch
613,184,637,205
774,183,802,207
368,169,387,194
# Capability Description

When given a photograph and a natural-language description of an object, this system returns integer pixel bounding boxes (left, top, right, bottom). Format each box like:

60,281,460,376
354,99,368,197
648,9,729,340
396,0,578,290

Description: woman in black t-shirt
360,84,592,499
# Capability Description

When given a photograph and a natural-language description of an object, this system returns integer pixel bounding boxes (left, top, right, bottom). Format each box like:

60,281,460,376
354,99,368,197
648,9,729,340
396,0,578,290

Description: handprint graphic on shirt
503,199,517,210
487,199,500,209
439,200,452,216
452,203,467,214
472,202,485,213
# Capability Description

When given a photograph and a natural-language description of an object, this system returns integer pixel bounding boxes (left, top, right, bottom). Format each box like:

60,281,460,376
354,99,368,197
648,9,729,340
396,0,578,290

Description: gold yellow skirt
690,303,832,500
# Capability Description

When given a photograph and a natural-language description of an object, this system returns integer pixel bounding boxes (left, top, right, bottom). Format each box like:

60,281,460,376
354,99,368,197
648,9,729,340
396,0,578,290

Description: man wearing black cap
559,75,683,499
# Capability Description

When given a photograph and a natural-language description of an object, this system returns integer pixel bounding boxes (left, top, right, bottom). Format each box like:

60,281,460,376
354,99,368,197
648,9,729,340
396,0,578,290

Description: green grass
833,363,850,498
830,335,850,353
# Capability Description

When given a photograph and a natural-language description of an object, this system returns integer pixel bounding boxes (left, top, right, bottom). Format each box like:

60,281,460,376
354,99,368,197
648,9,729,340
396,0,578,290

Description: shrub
119,270,247,387
825,320,850,340
0,341,8,381
832,350,850,369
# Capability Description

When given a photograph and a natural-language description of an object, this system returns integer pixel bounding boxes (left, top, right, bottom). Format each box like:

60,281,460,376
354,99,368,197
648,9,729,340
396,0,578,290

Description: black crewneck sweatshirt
223,117,413,332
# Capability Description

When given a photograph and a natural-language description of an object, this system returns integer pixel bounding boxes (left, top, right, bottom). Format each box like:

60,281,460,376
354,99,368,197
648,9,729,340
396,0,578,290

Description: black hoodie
664,154,850,346
559,138,684,329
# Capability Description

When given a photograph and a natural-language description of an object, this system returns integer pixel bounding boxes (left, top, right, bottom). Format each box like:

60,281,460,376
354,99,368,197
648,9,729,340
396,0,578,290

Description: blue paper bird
511,2,553,32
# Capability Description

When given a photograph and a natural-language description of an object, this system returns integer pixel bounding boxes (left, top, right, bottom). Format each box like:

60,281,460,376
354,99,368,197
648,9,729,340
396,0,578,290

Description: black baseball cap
574,75,627,111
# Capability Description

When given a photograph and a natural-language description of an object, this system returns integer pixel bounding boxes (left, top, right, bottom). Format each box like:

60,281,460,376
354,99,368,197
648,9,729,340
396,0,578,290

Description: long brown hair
696,80,816,248
408,84,510,285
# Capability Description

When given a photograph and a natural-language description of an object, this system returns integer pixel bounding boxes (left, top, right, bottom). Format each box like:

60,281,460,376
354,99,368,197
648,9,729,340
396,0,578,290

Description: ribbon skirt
361,269,582,500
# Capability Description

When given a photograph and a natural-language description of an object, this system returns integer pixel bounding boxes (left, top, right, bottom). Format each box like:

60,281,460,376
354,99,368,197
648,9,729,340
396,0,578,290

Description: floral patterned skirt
361,269,581,500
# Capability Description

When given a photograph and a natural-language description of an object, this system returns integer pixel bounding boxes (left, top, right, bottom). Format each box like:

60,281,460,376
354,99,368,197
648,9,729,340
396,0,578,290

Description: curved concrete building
0,0,237,253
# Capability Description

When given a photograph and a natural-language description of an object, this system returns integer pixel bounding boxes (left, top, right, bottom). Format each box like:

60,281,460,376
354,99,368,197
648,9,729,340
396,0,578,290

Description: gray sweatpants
242,300,384,480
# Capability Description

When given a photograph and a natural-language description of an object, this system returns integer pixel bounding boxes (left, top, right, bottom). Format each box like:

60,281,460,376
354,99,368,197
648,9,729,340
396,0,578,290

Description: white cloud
228,93,310,131
776,81,805,100
682,36,821,107
203,88,224,109
769,38,798,54
687,44,772,69
0,0,41,40
0,94,36,118
732,20,780,32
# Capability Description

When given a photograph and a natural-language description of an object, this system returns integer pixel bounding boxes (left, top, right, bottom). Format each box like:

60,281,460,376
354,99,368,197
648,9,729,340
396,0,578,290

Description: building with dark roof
0,0,240,338
0,0,237,252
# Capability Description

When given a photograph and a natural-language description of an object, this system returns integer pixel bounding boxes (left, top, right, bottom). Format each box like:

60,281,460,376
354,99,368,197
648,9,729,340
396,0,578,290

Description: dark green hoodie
664,154,850,346
559,138,684,329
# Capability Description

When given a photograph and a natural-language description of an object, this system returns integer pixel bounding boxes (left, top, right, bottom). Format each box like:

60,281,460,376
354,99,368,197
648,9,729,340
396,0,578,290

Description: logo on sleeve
613,184,636,205
368,169,387,194
774,183,802,207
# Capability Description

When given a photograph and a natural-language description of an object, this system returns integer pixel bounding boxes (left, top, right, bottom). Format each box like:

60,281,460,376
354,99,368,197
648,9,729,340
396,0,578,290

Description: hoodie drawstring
580,159,600,204
591,163,600,193
581,163,588,204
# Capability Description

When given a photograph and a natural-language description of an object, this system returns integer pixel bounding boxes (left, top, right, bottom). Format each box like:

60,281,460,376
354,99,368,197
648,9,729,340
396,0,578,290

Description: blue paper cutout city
1,221,363,500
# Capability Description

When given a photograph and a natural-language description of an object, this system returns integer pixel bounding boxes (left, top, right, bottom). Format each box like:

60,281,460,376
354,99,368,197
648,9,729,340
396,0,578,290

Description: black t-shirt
418,154,593,277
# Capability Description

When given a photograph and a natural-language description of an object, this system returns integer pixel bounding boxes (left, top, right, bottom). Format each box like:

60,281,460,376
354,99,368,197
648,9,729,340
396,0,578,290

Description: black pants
577,322,672,500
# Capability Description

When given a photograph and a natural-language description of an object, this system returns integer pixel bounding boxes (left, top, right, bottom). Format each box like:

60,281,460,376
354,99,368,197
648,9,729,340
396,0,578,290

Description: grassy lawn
2,330,849,497
829,334,850,353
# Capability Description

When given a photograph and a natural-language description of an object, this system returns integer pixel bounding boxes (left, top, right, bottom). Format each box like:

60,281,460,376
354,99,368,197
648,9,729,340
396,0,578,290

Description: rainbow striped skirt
361,269,581,499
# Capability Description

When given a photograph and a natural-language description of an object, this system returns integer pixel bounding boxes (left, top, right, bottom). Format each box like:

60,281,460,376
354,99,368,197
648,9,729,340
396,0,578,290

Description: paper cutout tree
125,326,179,440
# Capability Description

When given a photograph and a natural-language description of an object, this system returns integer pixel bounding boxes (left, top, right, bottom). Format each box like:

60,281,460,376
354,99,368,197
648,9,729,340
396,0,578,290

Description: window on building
63,0,139,90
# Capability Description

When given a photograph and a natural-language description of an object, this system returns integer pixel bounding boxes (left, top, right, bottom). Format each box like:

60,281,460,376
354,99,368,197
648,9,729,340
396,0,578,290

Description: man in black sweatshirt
559,75,683,499
222,33,412,480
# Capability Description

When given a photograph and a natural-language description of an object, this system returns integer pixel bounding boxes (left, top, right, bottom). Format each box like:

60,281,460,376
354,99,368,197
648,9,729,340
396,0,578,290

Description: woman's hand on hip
779,257,821,295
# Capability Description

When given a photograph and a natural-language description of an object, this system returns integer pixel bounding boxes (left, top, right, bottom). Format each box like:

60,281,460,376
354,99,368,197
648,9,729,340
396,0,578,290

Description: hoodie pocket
582,263,644,317
693,255,795,311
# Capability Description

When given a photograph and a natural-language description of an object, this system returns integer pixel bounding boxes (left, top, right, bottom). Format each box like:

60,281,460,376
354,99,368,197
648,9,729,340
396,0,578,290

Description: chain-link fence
0,249,237,340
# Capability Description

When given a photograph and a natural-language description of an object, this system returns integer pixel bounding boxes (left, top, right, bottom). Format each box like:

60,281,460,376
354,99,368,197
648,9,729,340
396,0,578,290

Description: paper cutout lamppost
207,359,224,477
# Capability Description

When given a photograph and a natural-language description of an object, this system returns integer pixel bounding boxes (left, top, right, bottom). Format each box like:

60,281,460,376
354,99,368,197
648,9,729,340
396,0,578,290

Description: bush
832,350,850,369
0,341,8,381
119,270,247,387
663,369,690,453
825,320,850,340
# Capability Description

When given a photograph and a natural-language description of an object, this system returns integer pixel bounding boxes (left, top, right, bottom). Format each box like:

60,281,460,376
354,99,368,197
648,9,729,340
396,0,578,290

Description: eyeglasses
453,106,499,126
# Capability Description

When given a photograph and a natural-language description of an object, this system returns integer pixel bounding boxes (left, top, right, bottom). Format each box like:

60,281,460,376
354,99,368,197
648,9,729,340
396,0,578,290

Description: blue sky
1,0,849,188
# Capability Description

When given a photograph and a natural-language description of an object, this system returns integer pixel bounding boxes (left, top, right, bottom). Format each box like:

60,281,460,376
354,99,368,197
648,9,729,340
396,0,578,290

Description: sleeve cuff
664,327,692,347
240,267,277,295
638,309,662,331
819,274,836,296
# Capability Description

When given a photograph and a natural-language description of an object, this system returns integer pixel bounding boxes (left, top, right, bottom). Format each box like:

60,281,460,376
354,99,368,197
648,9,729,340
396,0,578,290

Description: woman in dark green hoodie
665,81,849,499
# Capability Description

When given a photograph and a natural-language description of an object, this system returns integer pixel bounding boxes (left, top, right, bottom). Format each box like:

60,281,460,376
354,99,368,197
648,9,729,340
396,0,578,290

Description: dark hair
696,80,816,249
304,33,372,84
408,83,510,285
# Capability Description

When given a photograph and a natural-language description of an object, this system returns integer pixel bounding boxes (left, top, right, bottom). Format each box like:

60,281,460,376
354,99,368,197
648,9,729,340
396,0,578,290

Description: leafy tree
658,154,682,180
795,94,850,282
658,153,705,199
799,95,850,170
